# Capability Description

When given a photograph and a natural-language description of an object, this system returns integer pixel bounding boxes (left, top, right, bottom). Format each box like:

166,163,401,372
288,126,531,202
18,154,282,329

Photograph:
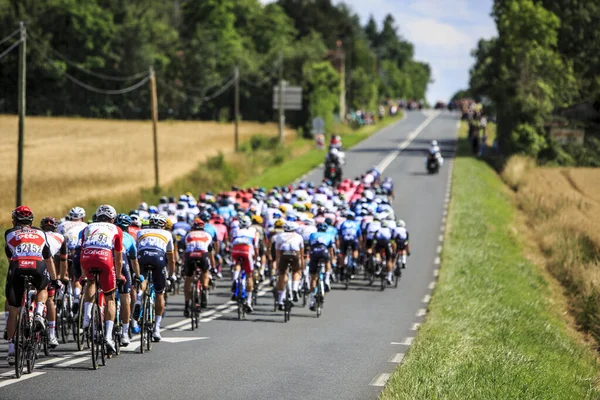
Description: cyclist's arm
130,256,141,278
43,242,58,281
59,238,68,280
166,252,175,275
209,244,216,271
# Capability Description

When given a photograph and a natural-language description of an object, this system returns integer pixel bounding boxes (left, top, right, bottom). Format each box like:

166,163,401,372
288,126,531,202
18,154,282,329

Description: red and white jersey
184,230,213,255
80,223,123,265
232,227,258,248
5,226,51,262
58,220,87,250
45,231,66,257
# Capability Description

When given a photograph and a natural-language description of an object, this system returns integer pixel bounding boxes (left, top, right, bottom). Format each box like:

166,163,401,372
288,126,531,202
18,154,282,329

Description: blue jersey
204,223,218,242
122,231,137,260
325,226,338,239
217,206,234,220
173,221,191,235
340,220,361,241
309,232,334,251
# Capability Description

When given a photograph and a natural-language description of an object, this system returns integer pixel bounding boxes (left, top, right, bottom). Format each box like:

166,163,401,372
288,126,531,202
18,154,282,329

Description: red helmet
40,216,58,231
192,218,205,230
214,215,224,224
12,206,34,225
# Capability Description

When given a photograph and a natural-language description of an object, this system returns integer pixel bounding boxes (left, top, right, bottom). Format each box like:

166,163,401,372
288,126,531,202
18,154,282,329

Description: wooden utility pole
16,21,26,207
234,65,239,152
278,51,284,142
149,67,159,192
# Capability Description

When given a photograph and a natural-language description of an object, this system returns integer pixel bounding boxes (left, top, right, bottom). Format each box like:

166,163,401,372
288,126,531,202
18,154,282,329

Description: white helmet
330,148,339,157
397,219,406,227
68,206,86,220
283,221,297,232
130,214,142,227
239,215,252,229
95,205,117,221
149,214,167,229
431,140,438,146
138,202,148,211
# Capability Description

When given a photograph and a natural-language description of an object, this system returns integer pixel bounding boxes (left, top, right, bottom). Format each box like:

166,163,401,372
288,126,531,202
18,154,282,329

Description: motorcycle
426,154,440,174
324,161,342,185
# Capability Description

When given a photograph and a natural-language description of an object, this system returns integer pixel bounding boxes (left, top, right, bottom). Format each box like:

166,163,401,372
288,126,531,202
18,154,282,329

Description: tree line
0,0,431,133
457,0,600,165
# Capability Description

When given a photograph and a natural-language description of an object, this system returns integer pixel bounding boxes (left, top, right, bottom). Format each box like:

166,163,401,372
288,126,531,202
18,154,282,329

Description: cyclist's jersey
339,220,361,241
387,220,397,230
393,227,409,241
308,232,334,252
122,231,137,260
232,227,259,248
57,220,87,251
172,222,191,238
230,219,240,239
264,207,281,223
203,223,218,242
325,225,338,239
212,223,228,242
375,227,392,241
184,230,214,256
128,226,141,239
275,232,304,252
138,210,150,220
45,231,68,258
158,204,169,214
268,227,283,241
5,226,52,262
217,206,234,220
382,181,393,193
136,228,174,255
300,225,317,242
361,215,374,231
252,224,265,242
80,222,123,265
366,221,381,240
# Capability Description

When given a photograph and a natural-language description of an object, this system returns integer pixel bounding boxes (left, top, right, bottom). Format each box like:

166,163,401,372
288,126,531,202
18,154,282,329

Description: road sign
273,83,302,110
311,117,325,134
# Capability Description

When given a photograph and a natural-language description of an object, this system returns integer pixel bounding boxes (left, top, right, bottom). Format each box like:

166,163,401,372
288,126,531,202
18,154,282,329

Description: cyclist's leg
119,264,132,342
276,255,290,305
242,253,254,307
152,265,168,333
183,256,195,309
70,252,83,314
200,255,211,307
32,262,50,330
308,256,320,307
231,244,246,293
5,265,22,360
46,282,58,345
291,255,302,299
96,263,117,347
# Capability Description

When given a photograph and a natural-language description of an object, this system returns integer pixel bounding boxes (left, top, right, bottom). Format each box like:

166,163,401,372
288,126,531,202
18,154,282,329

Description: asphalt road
0,110,458,399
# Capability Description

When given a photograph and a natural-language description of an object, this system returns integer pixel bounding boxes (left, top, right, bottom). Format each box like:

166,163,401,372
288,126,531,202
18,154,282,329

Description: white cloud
407,0,473,21
402,17,473,50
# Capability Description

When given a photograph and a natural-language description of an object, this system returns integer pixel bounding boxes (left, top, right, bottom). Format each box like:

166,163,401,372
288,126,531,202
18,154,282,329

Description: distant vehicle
434,101,447,110
426,154,440,174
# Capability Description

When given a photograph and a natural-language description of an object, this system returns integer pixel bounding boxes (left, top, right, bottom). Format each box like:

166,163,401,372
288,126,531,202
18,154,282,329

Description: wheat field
0,115,293,223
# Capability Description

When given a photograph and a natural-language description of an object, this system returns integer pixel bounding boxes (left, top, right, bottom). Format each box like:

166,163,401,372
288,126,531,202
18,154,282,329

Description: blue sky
261,0,497,103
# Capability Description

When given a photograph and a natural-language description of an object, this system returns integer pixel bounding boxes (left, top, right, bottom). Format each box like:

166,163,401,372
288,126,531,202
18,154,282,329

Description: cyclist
308,223,335,310
230,215,259,312
267,218,285,285
135,214,175,342
5,206,58,365
375,220,394,285
210,215,228,278
251,215,266,280
40,217,68,348
115,214,140,346
274,221,305,309
339,211,362,277
80,205,123,353
57,206,87,314
393,219,410,270
183,218,216,317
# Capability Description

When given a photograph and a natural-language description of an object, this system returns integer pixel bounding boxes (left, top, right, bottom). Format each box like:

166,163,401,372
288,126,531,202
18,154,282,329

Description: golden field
502,156,600,342
0,115,293,224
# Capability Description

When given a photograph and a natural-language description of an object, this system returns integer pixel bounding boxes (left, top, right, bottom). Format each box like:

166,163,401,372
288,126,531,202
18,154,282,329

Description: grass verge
380,122,600,399
0,113,403,304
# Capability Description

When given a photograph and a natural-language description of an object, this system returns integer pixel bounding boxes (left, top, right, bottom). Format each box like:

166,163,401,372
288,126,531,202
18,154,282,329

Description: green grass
380,123,600,399
0,113,402,305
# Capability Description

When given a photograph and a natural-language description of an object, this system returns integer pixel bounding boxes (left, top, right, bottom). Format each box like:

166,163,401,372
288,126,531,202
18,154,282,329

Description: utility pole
16,21,26,207
278,51,285,142
149,67,159,192
234,65,239,152
337,40,346,123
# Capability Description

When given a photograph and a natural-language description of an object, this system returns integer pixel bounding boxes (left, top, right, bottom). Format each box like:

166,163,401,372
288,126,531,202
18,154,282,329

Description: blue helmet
115,213,132,229
317,222,328,232
149,206,158,214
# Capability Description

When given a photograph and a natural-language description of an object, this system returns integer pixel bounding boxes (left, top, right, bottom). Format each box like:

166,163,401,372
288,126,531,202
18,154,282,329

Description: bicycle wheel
76,301,85,351
15,307,27,378
90,304,99,369
380,270,386,291
99,306,106,366
302,282,308,308
145,297,153,351
113,322,121,356
191,284,199,331
59,303,68,344
139,298,146,354
43,326,50,356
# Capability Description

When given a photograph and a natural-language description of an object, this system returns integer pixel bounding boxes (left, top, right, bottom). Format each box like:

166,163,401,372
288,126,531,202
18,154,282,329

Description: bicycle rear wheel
15,307,27,378
191,283,199,331
91,304,100,370
139,299,146,354
59,303,68,344
145,296,153,351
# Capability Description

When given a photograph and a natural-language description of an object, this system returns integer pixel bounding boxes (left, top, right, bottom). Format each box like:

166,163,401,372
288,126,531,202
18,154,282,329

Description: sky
261,0,497,104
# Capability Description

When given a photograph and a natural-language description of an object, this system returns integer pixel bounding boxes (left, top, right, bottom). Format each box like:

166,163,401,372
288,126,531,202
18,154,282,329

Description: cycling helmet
283,221,297,232
96,205,117,221
68,206,86,221
274,219,285,229
138,202,148,211
381,220,390,228
40,216,58,231
192,218,205,230
165,219,173,230
251,215,263,225
286,214,298,222
305,219,316,226
317,222,328,232
148,214,167,229
177,201,186,210
397,219,406,228
130,214,142,227
12,206,34,225
159,196,168,204
179,195,187,202
239,215,252,228
115,214,132,229
148,206,158,214
199,211,211,222
213,215,225,224
324,217,334,226
168,196,175,203
345,211,356,220
431,140,438,146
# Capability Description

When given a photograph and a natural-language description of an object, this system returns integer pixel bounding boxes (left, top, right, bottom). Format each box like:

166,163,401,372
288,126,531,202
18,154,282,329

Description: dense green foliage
0,0,430,129
465,0,600,161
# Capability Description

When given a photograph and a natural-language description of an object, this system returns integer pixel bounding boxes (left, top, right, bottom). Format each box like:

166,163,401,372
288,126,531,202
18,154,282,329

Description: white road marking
164,318,193,330
160,337,209,344
54,356,90,368
440,225,445,233
422,295,431,303
436,245,442,254
438,235,444,242
411,323,421,331
369,373,391,387
396,337,413,345
0,372,45,387
416,309,427,317
215,301,235,311
428,281,436,290
433,269,439,277
388,353,405,363
376,112,440,172
434,257,441,265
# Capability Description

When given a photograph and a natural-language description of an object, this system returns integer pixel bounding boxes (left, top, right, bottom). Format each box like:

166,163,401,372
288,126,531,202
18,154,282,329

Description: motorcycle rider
427,140,444,168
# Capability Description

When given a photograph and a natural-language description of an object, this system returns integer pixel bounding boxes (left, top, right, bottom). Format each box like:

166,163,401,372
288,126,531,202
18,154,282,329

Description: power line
0,39,22,61
0,28,20,47
202,75,236,101
242,59,281,87
28,31,148,82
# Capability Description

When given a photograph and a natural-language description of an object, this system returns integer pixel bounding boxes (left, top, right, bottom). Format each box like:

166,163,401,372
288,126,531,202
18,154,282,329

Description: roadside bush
510,123,546,156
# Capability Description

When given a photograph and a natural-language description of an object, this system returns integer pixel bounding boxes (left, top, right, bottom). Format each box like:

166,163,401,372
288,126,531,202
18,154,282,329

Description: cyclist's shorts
138,250,168,294
119,260,132,294
278,252,301,274
232,244,254,275
365,238,375,249
270,242,277,261
81,252,117,294
375,240,392,260
341,239,359,254
69,251,82,279
309,248,329,275
185,253,210,277
5,260,50,307
258,241,266,257
396,239,408,251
